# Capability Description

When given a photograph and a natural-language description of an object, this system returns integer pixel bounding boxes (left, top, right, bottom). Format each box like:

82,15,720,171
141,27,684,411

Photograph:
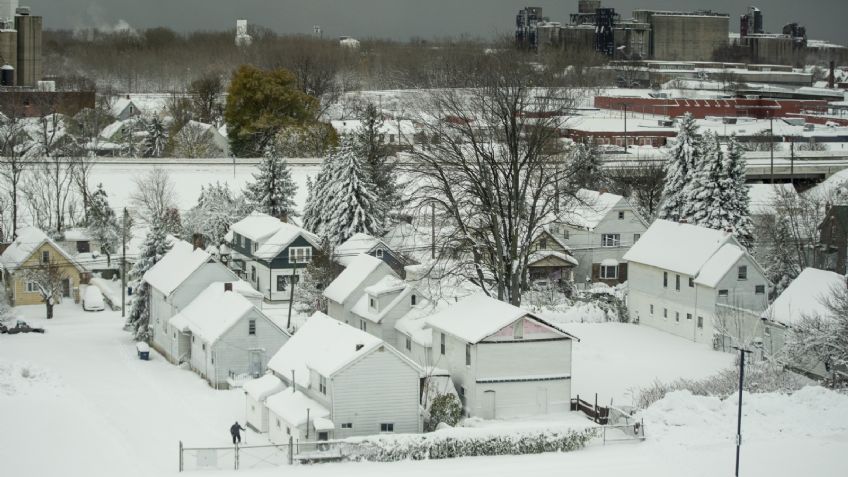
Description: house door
248,350,264,377
482,390,496,420
61,279,71,298
536,388,548,414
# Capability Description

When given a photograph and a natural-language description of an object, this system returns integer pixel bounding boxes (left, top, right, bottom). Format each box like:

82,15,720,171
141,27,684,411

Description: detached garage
242,374,286,432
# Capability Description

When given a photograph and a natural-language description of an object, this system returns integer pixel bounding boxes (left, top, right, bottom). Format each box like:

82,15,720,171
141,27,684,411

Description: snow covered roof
694,244,745,287
335,233,387,266
0,227,83,273
763,268,845,327
167,281,273,344
394,301,440,347
229,212,288,242
265,390,329,428
254,222,320,261
110,97,137,117
623,220,735,276
62,228,92,242
351,277,416,324
425,294,570,344
142,240,215,296
563,189,625,230
268,312,383,386
528,251,579,267
323,254,393,304
242,374,286,401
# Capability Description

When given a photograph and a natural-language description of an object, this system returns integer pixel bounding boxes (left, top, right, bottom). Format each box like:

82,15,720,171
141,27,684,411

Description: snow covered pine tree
244,146,298,221
85,183,120,268
126,222,172,341
659,113,701,222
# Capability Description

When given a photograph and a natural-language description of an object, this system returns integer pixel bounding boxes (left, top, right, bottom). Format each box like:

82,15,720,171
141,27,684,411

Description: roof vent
355,344,364,351
224,282,233,292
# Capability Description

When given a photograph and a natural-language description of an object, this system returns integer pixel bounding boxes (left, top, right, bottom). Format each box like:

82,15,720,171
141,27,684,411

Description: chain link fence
178,439,355,471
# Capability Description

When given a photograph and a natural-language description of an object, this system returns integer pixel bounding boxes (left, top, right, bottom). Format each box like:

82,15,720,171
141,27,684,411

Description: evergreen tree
681,131,722,227
293,243,344,315
85,183,120,268
355,103,400,216
659,113,701,221
325,138,384,244
762,215,800,298
571,138,604,190
126,222,172,341
722,137,754,248
142,116,169,158
302,156,336,236
244,146,299,220
183,182,250,247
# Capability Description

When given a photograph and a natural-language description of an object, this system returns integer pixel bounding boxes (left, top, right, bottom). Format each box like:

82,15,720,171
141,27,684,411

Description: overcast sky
28,0,848,45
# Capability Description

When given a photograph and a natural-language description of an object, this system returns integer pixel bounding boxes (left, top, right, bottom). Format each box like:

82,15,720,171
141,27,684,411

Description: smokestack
829,61,836,89
224,282,233,292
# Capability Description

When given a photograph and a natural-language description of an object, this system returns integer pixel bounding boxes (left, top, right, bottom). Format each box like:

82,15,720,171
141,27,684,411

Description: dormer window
375,248,384,258
539,238,547,250
369,296,378,311
411,294,417,306
41,251,50,263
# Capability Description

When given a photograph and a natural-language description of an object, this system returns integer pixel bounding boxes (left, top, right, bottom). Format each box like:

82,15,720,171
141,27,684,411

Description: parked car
5,320,45,334
82,286,106,312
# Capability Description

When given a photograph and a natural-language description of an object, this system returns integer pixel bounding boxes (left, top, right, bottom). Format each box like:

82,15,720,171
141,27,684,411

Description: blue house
226,212,321,302
335,232,407,278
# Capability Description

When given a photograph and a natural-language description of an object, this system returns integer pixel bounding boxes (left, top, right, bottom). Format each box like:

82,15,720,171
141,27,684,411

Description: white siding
472,379,571,419
325,266,394,325
208,309,290,387
330,347,421,438
245,394,269,432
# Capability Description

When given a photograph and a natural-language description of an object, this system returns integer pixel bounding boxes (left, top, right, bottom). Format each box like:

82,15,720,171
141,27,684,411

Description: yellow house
0,227,88,307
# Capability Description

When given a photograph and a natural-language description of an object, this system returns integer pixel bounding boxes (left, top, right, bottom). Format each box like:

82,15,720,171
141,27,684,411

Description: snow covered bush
426,393,463,432
346,427,597,462
634,361,810,409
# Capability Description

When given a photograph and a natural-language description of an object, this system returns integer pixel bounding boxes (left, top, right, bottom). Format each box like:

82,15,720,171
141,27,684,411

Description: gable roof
623,219,735,276
265,389,329,427
229,212,287,242
563,189,625,230
694,244,745,287
335,232,388,266
527,250,579,267
168,281,276,344
143,240,222,296
254,222,320,261
763,268,845,327
323,254,394,304
425,294,573,344
267,312,383,386
0,227,84,273
351,276,417,324
242,374,286,401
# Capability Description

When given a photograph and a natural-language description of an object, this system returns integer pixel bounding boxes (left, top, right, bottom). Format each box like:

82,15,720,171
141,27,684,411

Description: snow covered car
82,286,106,312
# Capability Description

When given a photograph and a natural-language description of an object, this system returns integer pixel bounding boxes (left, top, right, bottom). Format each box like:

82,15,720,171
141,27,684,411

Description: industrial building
515,2,729,62
0,1,42,86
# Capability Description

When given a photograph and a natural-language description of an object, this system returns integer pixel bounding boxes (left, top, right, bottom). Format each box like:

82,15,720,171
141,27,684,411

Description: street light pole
733,346,752,477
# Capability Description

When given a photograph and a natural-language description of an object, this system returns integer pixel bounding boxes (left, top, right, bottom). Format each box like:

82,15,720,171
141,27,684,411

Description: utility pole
769,116,775,184
621,103,628,153
431,203,436,260
286,262,298,330
733,346,752,477
121,208,128,318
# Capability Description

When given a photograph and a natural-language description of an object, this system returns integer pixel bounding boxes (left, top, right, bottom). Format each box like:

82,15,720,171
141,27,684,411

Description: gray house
227,212,321,302
324,253,397,326
625,220,769,347
425,295,577,419
169,281,290,389
336,232,407,277
265,312,422,443
349,275,423,346
144,239,243,362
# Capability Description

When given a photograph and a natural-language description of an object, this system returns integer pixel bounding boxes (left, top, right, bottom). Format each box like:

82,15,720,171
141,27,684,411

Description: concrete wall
650,14,728,61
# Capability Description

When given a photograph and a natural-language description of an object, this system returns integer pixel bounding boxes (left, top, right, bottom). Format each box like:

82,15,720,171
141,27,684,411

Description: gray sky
28,0,848,45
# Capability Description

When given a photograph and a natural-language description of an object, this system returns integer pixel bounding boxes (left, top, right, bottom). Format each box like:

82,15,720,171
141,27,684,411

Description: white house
110,96,140,121
242,374,287,433
227,212,322,302
761,268,844,379
324,254,397,326
555,189,649,285
425,294,577,419
349,275,423,345
265,312,422,443
169,281,290,388
143,239,243,362
624,220,770,347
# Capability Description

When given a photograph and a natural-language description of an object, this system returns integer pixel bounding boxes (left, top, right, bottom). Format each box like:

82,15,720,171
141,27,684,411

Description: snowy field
2,304,847,477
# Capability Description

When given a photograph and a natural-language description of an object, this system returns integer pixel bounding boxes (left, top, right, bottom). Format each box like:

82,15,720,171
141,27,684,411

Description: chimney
126,94,130,100
192,233,205,250
224,282,233,292
598,187,608,195
828,61,836,89
355,344,364,351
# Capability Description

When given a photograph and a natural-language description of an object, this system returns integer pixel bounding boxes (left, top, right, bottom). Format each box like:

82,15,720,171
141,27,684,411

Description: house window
341,423,353,429
675,312,680,322
738,265,748,280
600,265,618,279
375,248,384,258
192,336,195,343
202,343,206,351
411,294,417,306
697,316,704,328
513,320,524,340
252,242,258,253
601,234,621,247
277,275,286,291
633,233,641,243
319,375,327,394
539,238,548,249
458,386,465,402
755,285,765,295
250,266,256,282
286,426,290,435
618,211,625,220
465,343,471,366
440,333,446,355
718,289,729,297
26,282,38,293
663,308,667,319
380,423,394,433
650,304,654,315
248,319,256,335
405,336,411,351
41,250,50,263
686,313,692,320
675,274,681,291
689,277,694,287
369,297,377,309
663,272,668,288
360,320,367,332
289,247,312,264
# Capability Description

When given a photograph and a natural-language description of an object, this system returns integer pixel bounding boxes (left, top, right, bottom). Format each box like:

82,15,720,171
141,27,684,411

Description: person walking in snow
230,422,246,445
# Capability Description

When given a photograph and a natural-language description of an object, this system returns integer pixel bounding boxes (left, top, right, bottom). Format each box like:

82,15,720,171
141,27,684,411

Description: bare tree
188,73,224,124
0,100,31,239
713,303,766,352
130,168,178,225
173,122,217,158
406,51,587,306
22,258,70,319
606,159,666,220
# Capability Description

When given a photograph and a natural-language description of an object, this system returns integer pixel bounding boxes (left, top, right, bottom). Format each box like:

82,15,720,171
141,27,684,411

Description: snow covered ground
1,304,846,477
